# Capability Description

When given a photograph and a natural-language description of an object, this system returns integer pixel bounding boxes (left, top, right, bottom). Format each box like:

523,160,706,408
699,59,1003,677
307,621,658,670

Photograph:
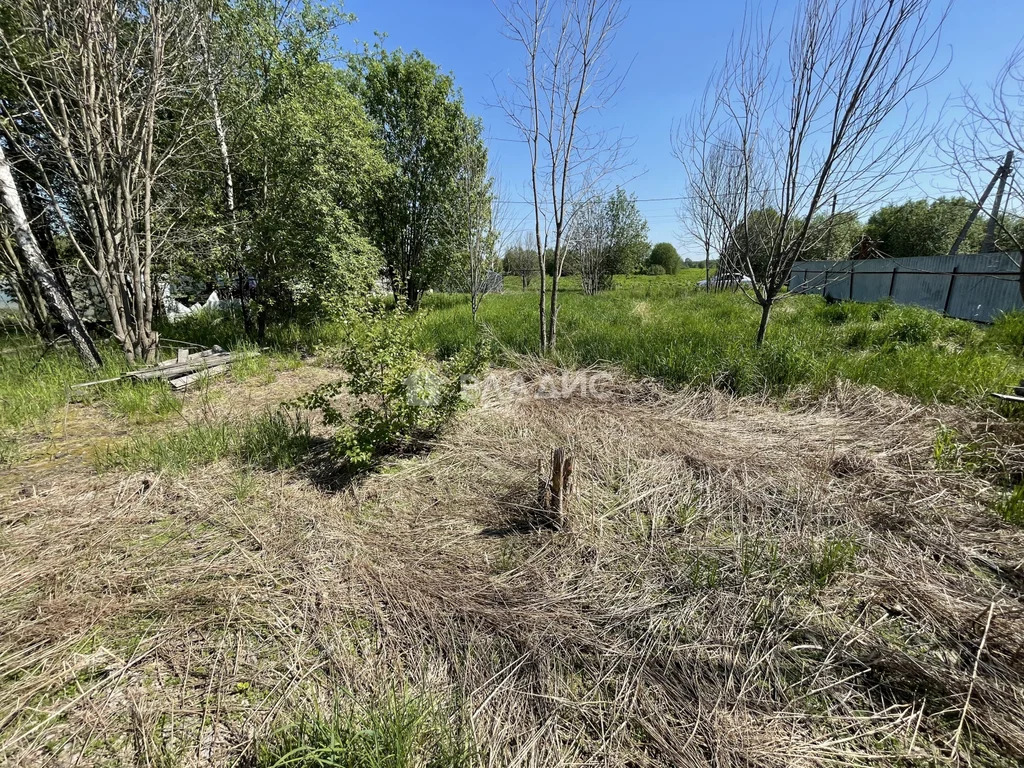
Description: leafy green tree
606,189,650,277
801,212,863,261
648,243,681,274
349,44,484,307
864,198,984,260
179,0,388,339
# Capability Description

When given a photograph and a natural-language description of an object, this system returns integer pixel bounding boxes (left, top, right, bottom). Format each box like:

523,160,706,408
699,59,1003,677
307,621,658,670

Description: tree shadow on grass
295,434,436,494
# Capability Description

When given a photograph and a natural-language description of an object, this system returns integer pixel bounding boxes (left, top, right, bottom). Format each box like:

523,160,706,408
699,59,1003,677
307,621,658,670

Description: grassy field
417,269,1024,407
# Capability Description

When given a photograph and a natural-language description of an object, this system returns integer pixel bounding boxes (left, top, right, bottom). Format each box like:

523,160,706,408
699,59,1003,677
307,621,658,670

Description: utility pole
826,194,838,259
981,151,1014,253
949,152,1011,256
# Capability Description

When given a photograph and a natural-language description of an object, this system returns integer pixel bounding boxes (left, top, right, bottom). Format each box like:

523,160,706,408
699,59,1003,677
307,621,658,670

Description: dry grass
2,362,1024,766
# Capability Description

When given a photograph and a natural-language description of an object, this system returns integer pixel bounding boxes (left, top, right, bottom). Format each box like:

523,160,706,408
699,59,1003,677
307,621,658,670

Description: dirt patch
2,367,1023,766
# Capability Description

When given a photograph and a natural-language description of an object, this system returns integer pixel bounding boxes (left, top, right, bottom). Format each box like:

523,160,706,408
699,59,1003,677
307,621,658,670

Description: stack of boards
73,347,258,393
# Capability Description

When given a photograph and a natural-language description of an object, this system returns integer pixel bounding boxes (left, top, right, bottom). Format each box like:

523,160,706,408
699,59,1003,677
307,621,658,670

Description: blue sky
340,0,1024,258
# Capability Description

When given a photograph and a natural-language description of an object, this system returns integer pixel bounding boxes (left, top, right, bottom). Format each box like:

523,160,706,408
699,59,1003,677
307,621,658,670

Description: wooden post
888,265,898,298
538,447,573,529
176,347,190,364
848,262,855,300
943,266,959,316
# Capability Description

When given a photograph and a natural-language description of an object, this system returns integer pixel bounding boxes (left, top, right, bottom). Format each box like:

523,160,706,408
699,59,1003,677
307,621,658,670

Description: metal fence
788,252,1024,323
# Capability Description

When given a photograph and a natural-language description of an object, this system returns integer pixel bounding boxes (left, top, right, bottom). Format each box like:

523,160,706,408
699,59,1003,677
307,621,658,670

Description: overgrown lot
3,354,1024,766
4,289,1024,766
418,270,1024,406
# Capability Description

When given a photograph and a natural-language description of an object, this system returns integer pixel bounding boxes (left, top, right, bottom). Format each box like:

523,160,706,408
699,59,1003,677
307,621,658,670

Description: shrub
645,265,666,276
648,243,681,274
298,308,487,468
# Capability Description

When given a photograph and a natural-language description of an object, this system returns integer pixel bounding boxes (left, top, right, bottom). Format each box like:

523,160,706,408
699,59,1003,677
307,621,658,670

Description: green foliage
645,264,666,276
0,339,128,432
349,43,485,306
298,308,487,468
502,245,537,288
647,243,681,275
932,425,1001,475
605,189,650,276
103,380,181,425
801,211,863,261
996,485,1024,526
96,410,311,474
190,0,387,332
864,198,984,259
257,694,477,768
808,539,860,587
986,311,1024,355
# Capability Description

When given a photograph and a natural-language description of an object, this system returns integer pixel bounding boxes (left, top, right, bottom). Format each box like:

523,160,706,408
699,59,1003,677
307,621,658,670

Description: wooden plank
70,376,124,390
169,364,229,391
125,353,234,381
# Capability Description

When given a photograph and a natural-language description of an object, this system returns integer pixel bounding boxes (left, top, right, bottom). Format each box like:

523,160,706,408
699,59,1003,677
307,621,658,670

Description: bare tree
496,0,628,351
504,240,538,289
0,0,203,364
946,40,1024,285
685,0,945,345
0,143,101,369
675,111,744,293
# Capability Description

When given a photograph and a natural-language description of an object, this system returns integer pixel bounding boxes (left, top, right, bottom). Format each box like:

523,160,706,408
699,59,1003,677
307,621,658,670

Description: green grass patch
0,339,129,432
101,379,181,424
257,694,477,768
413,272,1024,406
95,410,311,474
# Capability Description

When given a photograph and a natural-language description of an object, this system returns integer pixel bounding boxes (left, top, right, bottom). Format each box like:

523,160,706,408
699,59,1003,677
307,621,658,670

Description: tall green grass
95,410,312,474
257,694,476,768
0,339,129,432
414,275,1024,406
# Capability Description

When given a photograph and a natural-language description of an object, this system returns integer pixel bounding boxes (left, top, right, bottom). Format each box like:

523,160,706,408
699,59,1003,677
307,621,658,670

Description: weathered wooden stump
538,447,573,529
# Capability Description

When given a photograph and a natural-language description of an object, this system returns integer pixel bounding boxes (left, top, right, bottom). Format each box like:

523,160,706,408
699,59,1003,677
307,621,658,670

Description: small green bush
299,308,487,468
645,265,666,276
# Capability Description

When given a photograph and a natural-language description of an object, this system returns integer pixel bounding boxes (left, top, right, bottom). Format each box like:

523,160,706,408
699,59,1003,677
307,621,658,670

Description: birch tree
0,143,100,368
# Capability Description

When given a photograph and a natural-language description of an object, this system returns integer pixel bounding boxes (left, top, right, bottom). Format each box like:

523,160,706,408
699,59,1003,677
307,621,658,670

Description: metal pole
943,265,958,316
981,151,1014,253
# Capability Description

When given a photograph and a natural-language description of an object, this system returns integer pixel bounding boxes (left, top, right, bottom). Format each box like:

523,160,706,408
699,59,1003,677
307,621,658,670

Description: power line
492,164,963,206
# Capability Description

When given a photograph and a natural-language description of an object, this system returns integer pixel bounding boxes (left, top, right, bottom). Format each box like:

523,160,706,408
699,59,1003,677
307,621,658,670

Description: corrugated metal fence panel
790,252,1024,323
